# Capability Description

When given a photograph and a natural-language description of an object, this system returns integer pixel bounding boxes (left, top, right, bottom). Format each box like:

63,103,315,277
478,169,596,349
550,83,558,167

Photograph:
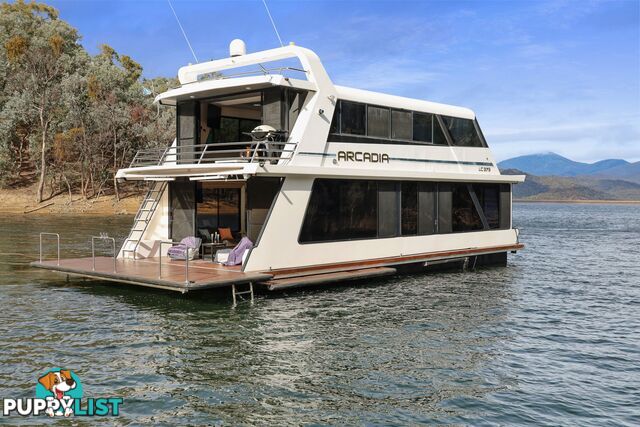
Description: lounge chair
224,237,253,266
167,236,202,261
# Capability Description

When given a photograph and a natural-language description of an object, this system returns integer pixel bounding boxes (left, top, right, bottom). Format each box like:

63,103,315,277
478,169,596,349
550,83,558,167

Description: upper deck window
367,105,390,138
329,100,486,148
340,101,366,135
412,112,432,143
391,110,412,140
441,116,484,147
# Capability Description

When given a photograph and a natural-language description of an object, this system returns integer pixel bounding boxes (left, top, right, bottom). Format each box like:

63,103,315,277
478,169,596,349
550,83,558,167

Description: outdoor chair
167,236,202,261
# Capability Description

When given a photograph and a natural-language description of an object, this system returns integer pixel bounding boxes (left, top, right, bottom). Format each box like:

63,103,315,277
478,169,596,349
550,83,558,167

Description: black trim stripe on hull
297,151,494,167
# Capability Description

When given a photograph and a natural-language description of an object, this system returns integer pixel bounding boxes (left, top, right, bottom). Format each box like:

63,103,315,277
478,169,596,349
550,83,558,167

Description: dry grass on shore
0,186,143,215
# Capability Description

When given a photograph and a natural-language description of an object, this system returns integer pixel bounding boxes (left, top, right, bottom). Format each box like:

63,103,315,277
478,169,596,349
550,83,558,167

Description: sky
44,0,640,162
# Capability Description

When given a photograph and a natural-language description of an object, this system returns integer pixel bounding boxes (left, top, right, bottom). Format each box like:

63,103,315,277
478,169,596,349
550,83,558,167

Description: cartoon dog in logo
38,370,76,417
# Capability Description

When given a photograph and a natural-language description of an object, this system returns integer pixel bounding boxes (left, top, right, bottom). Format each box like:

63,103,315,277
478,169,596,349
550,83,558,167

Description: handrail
201,65,308,81
158,241,191,285
128,140,298,168
39,232,60,265
91,235,117,273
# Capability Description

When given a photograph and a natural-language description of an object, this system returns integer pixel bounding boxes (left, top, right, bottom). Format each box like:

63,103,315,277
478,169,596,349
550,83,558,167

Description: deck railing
129,140,297,168
39,232,60,265
91,235,117,273
158,241,191,285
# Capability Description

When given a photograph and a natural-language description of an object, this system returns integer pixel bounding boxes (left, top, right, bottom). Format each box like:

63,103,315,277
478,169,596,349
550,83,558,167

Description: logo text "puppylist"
2,397,123,417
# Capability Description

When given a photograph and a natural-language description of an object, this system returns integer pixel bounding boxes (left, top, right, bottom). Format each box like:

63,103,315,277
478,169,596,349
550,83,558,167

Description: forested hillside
0,1,177,203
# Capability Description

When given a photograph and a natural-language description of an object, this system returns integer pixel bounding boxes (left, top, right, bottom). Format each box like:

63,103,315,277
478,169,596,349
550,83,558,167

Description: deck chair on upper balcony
167,237,202,261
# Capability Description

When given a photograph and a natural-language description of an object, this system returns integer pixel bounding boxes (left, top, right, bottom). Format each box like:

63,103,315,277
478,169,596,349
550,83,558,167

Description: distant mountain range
498,152,640,182
498,153,640,201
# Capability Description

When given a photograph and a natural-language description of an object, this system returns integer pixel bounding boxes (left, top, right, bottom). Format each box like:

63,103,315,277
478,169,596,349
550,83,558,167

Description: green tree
1,0,83,202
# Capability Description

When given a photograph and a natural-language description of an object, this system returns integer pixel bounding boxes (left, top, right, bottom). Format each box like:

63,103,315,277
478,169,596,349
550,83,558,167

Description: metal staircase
120,181,167,259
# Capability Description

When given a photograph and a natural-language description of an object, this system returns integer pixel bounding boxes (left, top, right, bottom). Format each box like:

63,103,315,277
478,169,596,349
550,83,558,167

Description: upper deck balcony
129,138,296,169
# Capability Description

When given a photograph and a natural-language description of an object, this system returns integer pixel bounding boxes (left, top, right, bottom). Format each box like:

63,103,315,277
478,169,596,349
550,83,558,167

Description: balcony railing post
91,235,117,272
39,232,60,266
128,140,298,168
158,240,191,285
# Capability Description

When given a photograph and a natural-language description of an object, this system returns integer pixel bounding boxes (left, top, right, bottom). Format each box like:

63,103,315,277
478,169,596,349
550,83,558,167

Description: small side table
201,242,228,262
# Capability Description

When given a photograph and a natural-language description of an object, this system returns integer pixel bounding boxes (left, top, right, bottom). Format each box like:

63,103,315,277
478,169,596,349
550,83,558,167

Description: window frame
330,100,486,148
298,178,510,245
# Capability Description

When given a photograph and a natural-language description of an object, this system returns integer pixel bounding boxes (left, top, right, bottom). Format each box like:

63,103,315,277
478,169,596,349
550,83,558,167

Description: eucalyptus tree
1,0,83,202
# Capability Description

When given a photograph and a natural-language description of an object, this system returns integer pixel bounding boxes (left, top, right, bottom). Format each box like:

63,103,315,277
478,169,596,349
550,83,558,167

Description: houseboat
33,40,524,298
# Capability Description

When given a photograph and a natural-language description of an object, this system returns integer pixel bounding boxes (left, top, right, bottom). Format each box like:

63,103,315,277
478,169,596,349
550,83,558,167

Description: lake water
0,203,638,425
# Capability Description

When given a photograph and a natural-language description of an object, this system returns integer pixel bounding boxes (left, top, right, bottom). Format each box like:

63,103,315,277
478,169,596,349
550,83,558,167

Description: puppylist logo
2,368,123,418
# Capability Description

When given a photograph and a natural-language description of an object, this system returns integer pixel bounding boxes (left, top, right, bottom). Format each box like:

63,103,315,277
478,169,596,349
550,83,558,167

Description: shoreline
0,187,142,216
514,199,640,204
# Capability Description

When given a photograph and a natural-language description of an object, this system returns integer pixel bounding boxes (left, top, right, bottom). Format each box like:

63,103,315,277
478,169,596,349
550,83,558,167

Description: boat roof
155,43,476,119
156,77,475,119
334,85,475,119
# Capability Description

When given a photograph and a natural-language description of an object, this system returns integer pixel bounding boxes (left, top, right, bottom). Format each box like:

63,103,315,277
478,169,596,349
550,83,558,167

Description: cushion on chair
167,237,202,260
218,227,234,241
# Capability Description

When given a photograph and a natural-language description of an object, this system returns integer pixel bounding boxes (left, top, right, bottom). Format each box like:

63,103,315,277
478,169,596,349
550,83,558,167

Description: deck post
232,284,237,306
39,232,60,266
185,254,190,284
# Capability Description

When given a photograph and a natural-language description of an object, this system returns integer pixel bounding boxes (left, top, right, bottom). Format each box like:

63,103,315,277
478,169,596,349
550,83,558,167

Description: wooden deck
31,243,524,294
31,257,273,293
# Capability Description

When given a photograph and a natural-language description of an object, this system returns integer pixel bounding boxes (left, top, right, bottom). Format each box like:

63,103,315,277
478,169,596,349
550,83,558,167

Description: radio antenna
261,0,284,47
167,0,199,63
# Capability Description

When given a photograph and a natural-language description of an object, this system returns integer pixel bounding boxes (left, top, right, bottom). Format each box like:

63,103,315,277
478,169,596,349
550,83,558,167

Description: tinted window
437,183,452,234
391,110,412,140
474,184,500,229
442,116,483,147
378,182,399,238
401,182,418,235
413,112,432,142
367,105,390,138
196,183,241,234
219,117,260,143
300,179,377,242
418,182,436,235
433,116,448,145
452,184,483,232
330,101,339,133
340,101,366,135
499,184,511,230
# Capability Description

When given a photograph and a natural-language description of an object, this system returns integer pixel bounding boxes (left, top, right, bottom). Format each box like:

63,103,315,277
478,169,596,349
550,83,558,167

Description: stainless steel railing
91,235,117,273
158,241,192,285
39,232,60,265
129,140,297,168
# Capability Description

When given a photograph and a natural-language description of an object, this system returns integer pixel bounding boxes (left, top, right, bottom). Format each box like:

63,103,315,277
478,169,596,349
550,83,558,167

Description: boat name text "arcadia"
337,151,390,163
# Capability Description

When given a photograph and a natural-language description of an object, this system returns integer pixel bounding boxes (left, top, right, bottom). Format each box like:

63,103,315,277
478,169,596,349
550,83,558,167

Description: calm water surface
0,203,638,425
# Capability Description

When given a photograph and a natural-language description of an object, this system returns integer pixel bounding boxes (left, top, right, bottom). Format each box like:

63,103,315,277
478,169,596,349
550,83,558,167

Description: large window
329,100,487,147
474,184,500,229
299,179,377,242
392,110,412,140
413,113,432,143
451,184,483,232
340,101,366,135
378,182,399,238
219,117,260,143
367,105,390,138
300,179,510,244
441,116,484,147
196,183,241,235
401,182,418,235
